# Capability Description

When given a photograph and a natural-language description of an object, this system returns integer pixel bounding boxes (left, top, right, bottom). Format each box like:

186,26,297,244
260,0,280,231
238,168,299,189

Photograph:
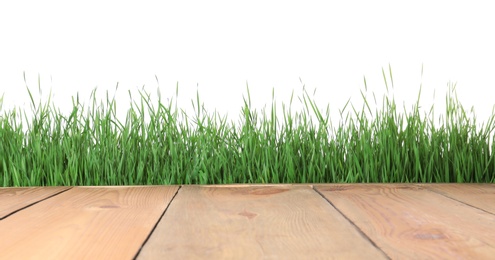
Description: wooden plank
420,184,495,214
137,185,387,259
315,184,495,259
0,186,179,259
0,187,70,219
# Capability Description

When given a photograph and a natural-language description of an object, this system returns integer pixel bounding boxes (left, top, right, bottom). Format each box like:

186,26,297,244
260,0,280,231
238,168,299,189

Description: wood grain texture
421,184,495,214
0,186,178,260
0,186,70,219
315,184,495,259
137,185,386,259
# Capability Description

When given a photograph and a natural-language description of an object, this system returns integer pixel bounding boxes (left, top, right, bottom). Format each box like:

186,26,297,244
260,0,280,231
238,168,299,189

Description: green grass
1,69,494,186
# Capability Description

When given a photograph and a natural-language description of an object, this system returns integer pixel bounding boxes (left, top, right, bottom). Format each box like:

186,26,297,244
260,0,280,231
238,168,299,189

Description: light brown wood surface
0,186,70,219
0,186,178,260
1,184,494,259
420,183,495,214
314,184,495,259
137,185,387,259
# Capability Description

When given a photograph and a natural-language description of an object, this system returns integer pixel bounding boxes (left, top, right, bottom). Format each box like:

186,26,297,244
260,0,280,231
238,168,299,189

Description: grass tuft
1,71,494,186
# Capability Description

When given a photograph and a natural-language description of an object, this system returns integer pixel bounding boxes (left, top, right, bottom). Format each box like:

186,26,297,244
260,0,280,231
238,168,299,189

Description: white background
1,0,494,130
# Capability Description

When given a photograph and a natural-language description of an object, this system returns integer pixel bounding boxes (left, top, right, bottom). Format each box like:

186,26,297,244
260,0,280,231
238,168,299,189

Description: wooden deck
0,184,494,259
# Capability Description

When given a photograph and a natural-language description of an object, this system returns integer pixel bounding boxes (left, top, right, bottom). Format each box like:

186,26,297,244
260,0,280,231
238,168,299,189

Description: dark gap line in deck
422,185,495,216
133,185,183,260
311,186,391,260
0,187,73,220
